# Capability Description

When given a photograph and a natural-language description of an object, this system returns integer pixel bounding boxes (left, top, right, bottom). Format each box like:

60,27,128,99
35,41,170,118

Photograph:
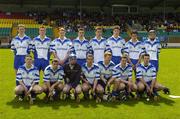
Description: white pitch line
169,95,180,99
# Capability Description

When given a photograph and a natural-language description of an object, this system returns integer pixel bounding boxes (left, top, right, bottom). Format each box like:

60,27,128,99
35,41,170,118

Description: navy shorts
112,56,121,65
130,59,138,65
150,60,159,72
14,55,26,70
77,59,86,66
97,80,106,89
34,58,49,71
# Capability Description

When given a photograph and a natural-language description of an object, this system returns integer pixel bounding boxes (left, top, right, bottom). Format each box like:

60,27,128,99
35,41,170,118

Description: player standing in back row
11,24,32,74
31,25,51,71
106,25,126,65
89,26,107,63
50,27,73,66
144,30,161,72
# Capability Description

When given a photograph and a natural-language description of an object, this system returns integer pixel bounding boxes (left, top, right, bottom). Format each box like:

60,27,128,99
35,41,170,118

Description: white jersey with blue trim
124,39,145,60
43,65,64,82
16,64,39,86
89,37,106,63
136,63,156,82
32,36,51,60
98,61,115,80
106,36,126,57
144,38,161,61
50,37,73,60
73,37,89,59
82,63,100,85
11,35,32,55
112,63,132,80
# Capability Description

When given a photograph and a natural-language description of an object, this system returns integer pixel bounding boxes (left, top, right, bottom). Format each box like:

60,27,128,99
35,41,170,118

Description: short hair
143,53,150,58
52,58,59,63
95,26,103,31
39,25,46,29
25,54,32,59
121,55,127,60
78,28,84,32
18,24,25,29
59,27,65,31
131,30,138,35
113,25,120,30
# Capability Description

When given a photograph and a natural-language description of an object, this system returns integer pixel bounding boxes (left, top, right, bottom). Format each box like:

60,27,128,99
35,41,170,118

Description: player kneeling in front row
42,58,64,102
81,50,101,102
136,54,170,101
107,55,137,101
62,53,82,102
14,55,42,104
97,48,115,101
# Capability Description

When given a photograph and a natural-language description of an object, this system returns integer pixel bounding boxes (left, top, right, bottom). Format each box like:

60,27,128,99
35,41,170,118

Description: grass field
0,49,180,119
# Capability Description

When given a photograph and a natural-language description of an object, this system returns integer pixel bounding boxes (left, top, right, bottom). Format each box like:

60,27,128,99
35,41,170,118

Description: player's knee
96,85,104,94
33,85,43,94
42,85,48,92
82,84,89,92
119,83,125,90
132,84,137,92
138,83,145,92
57,83,64,91
14,86,23,95
63,85,70,94
75,85,82,94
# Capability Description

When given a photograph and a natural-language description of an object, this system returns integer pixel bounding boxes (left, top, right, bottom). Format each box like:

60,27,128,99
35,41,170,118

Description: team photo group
11,24,170,104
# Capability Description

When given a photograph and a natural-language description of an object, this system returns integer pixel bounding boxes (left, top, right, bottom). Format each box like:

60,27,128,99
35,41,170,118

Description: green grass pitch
0,49,180,119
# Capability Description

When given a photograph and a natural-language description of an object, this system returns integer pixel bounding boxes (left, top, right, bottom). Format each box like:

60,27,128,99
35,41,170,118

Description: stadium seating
0,23,12,36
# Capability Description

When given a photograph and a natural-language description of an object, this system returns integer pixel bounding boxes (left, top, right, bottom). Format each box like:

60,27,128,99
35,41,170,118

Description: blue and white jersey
73,37,89,59
32,36,51,60
144,38,161,61
106,36,125,57
98,61,115,80
50,37,73,60
89,37,107,63
124,39,145,60
11,35,32,55
82,63,100,85
112,63,132,80
43,65,64,82
16,64,39,86
136,63,156,82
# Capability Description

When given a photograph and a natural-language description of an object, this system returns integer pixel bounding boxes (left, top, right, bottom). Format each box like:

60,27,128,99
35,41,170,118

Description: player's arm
150,68,157,93
19,81,28,95
150,78,156,94
16,69,28,94
93,79,98,92
140,77,150,92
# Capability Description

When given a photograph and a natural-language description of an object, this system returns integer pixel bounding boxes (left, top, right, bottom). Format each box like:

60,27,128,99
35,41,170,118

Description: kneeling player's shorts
82,80,93,88
136,79,152,87
112,56,121,65
97,80,106,89
34,58,49,71
14,55,26,70
150,60,159,72
67,83,80,89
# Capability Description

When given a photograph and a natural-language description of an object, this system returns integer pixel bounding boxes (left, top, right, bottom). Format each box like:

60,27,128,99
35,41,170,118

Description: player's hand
150,88,153,94
107,82,110,87
146,86,150,93
26,90,31,96
24,87,28,96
